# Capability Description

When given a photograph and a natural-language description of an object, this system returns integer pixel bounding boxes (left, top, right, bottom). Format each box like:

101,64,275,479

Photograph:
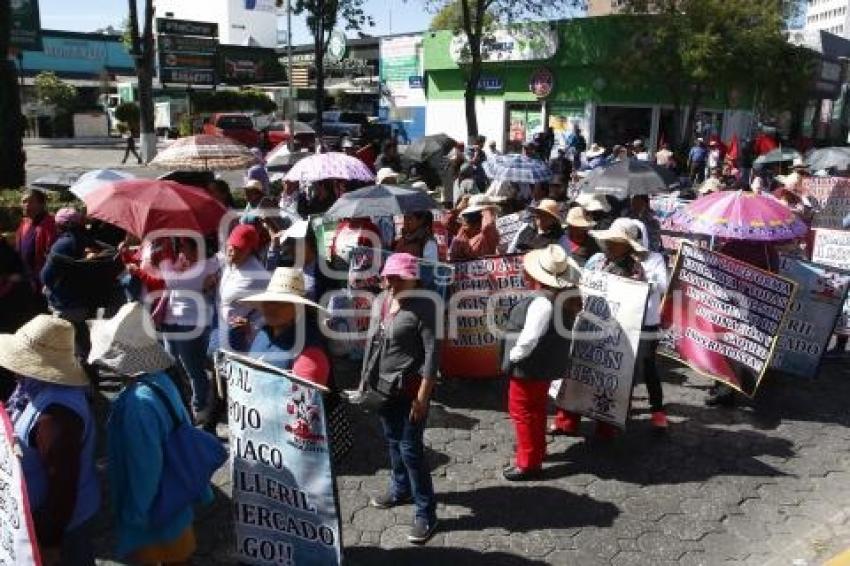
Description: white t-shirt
218,254,270,326
163,257,220,328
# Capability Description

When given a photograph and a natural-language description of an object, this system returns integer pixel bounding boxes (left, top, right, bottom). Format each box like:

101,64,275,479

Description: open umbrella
323,184,439,219
265,144,311,171
149,135,257,171
482,154,552,184
664,190,808,241
31,172,80,191
805,147,850,171
404,134,456,163
69,169,136,199
753,147,802,167
78,179,227,238
577,159,676,199
284,151,375,183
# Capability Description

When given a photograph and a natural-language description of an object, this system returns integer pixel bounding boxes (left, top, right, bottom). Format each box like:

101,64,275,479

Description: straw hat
88,302,174,377
792,157,809,171
586,144,606,158
376,168,399,185
698,177,723,195
462,194,500,215
565,206,596,228
244,179,265,193
240,267,326,311
589,217,648,257
0,315,88,386
529,199,563,222
523,244,582,289
575,193,612,213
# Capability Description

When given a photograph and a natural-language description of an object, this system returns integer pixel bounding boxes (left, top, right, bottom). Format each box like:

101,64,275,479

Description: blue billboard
21,31,135,78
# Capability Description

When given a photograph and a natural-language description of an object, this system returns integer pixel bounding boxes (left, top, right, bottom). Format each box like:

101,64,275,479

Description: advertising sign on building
449,27,558,64
157,17,219,86
529,67,554,98
218,45,286,84
380,35,425,107
157,18,218,37
11,0,42,50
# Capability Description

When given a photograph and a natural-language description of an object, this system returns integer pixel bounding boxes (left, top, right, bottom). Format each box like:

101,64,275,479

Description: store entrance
594,106,652,150
504,103,543,153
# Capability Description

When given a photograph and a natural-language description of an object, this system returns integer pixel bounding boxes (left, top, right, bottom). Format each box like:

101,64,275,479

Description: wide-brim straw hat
565,206,596,228
240,267,326,311
586,144,606,158
0,315,88,386
699,177,723,195
529,198,563,222
376,168,399,185
589,217,648,257
462,194,501,215
575,192,611,213
88,302,174,377
523,244,582,289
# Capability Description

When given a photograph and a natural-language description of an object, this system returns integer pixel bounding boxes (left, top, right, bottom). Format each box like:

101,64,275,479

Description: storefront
423,17,754,151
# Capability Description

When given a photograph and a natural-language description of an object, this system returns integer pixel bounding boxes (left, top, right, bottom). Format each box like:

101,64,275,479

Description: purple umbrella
283,151,375,183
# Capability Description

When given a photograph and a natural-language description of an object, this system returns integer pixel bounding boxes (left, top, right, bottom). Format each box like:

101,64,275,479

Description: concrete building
155,0,281,47
587,0,627,17
804,0,850,38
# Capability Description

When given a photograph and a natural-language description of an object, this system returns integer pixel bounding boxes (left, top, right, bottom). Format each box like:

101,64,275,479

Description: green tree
0,0,26,188
114,101,141,133
276,0,373,139
34,72,78,113
126,0,156,162
429,0,494,31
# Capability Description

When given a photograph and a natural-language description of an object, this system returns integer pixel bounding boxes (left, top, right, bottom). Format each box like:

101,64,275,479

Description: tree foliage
429,0,494,31
115,101,140,127
34,72,79,113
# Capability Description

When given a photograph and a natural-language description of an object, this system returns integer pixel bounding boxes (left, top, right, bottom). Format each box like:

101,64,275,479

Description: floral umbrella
283,151,375,183
664,190,809,241
149,135,257,171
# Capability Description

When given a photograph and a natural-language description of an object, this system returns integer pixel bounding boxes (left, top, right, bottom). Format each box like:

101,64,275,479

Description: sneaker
369,491,412,509
650,410,668,430
502,465,542,482
408,517,438,544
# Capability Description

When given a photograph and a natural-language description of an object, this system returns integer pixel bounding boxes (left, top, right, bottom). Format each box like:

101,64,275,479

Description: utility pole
286,0,295,152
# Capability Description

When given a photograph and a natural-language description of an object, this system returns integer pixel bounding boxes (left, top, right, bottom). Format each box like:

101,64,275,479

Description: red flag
726,135,740,162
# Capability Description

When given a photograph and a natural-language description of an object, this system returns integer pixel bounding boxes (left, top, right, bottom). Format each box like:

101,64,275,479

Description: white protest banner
223,352,342,566
803,177,850,230
0,410,41,566
495,212,526,254
812,228,850,336
555,270,649,428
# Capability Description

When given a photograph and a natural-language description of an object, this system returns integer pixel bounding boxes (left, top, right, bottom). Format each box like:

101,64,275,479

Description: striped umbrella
283,151,375,183
150,135,257,171
483,154,553,184
69,169,136,199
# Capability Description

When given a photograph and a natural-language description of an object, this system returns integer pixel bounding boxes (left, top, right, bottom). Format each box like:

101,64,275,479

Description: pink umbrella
150,135,257,171
80,179,227,237
283,151,375,183
665,190,809,241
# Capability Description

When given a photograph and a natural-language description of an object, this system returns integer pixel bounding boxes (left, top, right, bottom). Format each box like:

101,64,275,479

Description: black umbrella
323,184,440,219
31,172,80,191
404,134,456,163
578,159,677,199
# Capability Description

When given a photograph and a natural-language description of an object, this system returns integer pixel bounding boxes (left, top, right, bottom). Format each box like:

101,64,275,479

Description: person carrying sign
501,245,583,481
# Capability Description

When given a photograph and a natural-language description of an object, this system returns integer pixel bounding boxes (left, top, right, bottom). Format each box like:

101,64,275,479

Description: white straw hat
462,194,501,215
575,193,611,213
589,217,648,257
376,168,399,185
88,302,174,377
0,315,88,386
565,206,597,228
528,199,564,223
586,144,606,158
522,244,582,289
240,267,326,311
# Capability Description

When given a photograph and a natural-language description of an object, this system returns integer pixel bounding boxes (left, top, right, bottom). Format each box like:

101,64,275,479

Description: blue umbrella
483,154,552,184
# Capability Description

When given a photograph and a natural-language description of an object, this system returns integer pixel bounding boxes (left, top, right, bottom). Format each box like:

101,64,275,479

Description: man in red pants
501,245,582,481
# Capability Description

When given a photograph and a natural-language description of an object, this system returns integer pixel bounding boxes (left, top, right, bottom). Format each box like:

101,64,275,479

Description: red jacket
15,214,57,288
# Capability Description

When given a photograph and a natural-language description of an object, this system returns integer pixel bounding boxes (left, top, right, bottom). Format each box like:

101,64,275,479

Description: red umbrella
80,179,227,237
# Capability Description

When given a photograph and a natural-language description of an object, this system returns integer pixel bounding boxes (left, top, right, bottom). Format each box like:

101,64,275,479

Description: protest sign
554,271,649,429
658,241,796,396
803,177,850,230
0,410,41,566
495,212,526,253
441,254,530,378
223,353,342,566
770,256,850,378
812,228,850,336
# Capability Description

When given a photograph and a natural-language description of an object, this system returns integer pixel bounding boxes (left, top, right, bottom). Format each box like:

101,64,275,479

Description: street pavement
23,146,850,565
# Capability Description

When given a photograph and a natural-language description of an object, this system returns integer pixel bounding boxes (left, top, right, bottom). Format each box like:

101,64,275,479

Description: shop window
594,106,652,149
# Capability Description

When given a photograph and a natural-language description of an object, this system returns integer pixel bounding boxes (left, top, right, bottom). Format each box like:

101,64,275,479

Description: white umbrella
69,169,136,199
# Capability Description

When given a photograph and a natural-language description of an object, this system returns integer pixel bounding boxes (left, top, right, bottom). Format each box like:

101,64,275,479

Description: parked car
318,110,369,145
202,113,260,147
263,120,317,151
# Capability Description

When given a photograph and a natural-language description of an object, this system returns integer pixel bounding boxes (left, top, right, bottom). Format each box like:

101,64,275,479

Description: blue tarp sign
223,352,342,566
771,256,850,378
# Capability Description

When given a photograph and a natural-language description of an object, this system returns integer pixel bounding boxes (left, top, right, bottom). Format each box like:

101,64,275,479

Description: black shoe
369,491,412,509
408,517,438,544
705,391,735,407
502,465,542,482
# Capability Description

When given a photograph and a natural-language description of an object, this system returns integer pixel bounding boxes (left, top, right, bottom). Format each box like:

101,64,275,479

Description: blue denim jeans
378,397,436,524
162,324,210,412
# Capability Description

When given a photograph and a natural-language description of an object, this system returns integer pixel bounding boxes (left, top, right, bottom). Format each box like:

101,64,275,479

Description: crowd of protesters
0,122,829,560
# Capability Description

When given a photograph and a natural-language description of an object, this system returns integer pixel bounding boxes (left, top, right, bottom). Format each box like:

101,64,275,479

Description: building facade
155,0,280,47
804,0,850,38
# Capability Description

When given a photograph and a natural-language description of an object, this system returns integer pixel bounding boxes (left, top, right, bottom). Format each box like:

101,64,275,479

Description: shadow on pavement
345,547,550,566
438,486,619,532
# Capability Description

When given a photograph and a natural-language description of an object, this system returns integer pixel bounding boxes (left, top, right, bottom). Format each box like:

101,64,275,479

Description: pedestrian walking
365,253,440,544
502,245,582,480
688,138,708,184
121,128,142,165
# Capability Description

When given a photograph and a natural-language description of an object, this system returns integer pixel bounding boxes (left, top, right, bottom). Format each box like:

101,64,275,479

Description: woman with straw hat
507,199,566,254
562,205,600,267
88,302,210,564
501,244,583,481
1,315,99,565
447,195,499,261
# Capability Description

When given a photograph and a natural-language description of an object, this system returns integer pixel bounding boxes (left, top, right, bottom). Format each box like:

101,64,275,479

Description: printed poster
0,410,41,566
658,241,796,396
770,256,850,378
223,353,342,566
441,255,530,378
812,228,850,335
555,271,649,429
803,177,850,230
495,212,527,254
